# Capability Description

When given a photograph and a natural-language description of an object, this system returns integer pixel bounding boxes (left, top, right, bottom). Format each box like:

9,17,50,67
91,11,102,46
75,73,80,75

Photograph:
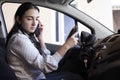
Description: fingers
38,20,43,31
71,32,78,38
71,32,79,45
38,20,43,27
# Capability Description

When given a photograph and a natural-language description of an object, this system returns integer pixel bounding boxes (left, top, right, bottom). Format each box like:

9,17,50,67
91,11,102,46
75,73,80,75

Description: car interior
0,0,119,80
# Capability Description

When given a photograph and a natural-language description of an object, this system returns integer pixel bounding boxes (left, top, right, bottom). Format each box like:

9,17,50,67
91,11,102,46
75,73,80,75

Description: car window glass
70,0,114,32
2,2,91,45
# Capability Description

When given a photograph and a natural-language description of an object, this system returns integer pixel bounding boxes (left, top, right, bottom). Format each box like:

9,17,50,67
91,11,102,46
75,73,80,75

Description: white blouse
7,30,62,80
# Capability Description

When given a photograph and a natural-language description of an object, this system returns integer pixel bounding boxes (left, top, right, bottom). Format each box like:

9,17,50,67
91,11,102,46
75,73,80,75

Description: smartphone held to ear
34,24,40,37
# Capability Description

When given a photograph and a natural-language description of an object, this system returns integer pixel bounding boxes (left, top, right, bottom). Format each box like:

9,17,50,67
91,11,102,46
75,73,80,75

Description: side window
2,2,91,45
78,22,91,34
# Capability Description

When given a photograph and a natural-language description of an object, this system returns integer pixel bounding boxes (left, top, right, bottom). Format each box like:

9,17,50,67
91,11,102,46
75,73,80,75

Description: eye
36,18,39,21
27,17,32,20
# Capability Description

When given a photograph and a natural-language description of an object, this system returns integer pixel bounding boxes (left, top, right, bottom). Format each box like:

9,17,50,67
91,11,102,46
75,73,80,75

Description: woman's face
19,9,39,33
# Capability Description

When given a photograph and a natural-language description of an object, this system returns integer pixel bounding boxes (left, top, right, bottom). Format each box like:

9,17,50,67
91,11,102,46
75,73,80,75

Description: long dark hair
6,2,40,46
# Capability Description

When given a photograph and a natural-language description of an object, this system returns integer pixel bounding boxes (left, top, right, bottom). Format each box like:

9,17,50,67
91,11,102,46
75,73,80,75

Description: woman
6,2,78,80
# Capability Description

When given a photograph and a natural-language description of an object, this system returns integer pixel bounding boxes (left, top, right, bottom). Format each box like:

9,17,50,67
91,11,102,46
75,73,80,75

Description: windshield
70,0,115,33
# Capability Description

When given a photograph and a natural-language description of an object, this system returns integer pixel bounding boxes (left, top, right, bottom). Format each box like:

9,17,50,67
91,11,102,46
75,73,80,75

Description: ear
16,16,21,24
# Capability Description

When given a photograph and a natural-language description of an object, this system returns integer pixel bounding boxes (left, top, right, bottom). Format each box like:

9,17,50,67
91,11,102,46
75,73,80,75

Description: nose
32,20,37,26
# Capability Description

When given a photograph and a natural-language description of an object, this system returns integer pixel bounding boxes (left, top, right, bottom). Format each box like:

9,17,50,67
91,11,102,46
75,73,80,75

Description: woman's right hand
36,20,44,41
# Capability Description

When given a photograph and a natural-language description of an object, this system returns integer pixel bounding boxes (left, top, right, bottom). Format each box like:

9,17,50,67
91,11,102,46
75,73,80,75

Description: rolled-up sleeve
8,33,62,73
42,48,62,72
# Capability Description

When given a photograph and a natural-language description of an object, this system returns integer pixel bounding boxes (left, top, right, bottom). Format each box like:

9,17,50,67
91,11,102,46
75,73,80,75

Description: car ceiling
47,0,68,4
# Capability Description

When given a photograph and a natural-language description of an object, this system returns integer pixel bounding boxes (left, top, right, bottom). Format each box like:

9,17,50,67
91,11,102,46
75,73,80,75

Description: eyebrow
24,16,39,18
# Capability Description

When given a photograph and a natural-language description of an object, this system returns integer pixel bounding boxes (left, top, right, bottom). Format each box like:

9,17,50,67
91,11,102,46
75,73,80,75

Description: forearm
57,43,70,57
39,38,46,49
57,33,78,57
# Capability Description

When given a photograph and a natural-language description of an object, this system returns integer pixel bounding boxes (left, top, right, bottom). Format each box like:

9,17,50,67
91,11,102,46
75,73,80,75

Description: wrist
38,36,44,42
63,44,70,50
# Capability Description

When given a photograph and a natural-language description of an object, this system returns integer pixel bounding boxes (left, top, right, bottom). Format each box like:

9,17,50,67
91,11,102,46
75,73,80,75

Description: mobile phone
34,24,40,37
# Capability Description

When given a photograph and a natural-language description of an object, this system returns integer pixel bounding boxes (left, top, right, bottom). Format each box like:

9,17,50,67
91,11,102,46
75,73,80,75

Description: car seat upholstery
0,38,17,80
